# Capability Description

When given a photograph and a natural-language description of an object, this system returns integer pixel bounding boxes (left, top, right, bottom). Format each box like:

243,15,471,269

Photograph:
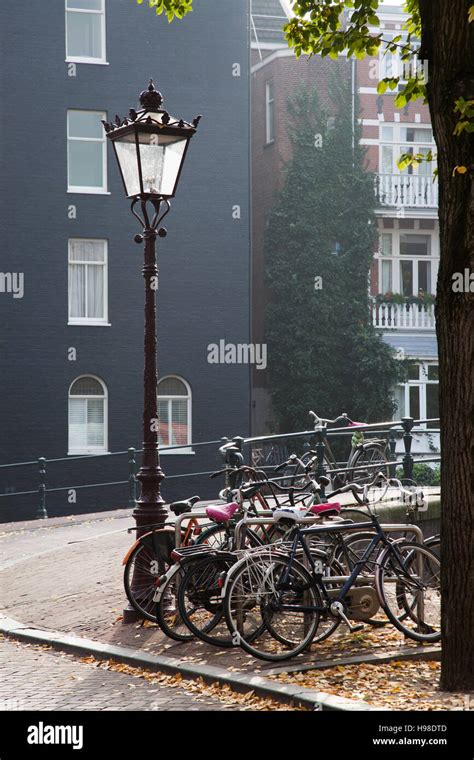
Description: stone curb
263,645,441,676
0,616,381,712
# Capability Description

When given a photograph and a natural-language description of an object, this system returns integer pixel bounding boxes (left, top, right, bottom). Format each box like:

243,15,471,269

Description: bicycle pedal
330,601,364,633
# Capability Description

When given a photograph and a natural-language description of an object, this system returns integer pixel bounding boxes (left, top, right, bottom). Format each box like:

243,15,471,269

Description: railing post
128,448,137,507
220,437,230,489
37,457,48,519
314,426,328,499
388,429,398,478
401,417,415,481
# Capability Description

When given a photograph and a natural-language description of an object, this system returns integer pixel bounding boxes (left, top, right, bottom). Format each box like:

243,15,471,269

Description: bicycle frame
277,517,426,614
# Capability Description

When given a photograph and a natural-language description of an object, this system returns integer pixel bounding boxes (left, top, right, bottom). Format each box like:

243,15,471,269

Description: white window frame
379,34,425,92
376,228,439,296
395,361,439,429
379,123,436,176
68,374,109,455
67,110,108,194
157,375,193,455
65,0,107,65
68,238,109,326
265,81,275,145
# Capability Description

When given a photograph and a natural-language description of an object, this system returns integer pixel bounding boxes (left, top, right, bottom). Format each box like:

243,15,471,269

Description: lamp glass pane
137,133,188,196
114,138,141,197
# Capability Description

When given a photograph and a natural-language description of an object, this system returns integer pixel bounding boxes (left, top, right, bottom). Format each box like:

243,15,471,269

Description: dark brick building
0,0,251,520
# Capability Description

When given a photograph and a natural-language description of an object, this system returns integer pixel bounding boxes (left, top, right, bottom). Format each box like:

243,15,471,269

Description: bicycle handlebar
309,410,352,427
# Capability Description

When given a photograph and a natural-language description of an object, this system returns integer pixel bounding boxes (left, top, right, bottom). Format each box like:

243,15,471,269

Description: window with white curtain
66,0,106,63
394,363,439,429
379,124,435,176
69,376,108,453
376,229,438,296
157,376,192,453
68,239,108,325
67,110,107,193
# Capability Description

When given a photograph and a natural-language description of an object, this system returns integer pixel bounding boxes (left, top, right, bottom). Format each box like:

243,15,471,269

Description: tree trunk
419,0,474,690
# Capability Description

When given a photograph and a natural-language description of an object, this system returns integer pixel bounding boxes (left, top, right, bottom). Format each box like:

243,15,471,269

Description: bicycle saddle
206,502,239,523
169,495,200,516
307,502,341,517
273,505,312,523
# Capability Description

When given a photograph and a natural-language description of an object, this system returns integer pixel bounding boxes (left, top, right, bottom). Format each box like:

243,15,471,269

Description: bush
396,463,440,486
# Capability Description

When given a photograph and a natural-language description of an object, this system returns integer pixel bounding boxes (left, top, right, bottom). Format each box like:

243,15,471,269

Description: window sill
160,448,195,455
67,189,110,195
66,58,109,66
68,450,110,456
68,321,111,327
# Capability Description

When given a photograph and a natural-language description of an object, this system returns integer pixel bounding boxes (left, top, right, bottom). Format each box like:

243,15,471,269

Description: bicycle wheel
376,540,441,642
224,552,320,662
177,555,238,647
124,532,172,622
154,565,195,641
425,534,440,558
195,524,262,550
349,445,389,486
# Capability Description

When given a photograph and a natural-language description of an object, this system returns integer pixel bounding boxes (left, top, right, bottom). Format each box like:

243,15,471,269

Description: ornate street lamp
103,81,200,562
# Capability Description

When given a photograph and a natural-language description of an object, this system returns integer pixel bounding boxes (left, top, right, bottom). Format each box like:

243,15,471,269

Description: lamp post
103,82,200,618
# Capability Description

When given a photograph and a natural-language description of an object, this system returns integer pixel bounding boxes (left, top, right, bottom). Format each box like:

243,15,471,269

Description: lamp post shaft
133,225,167,537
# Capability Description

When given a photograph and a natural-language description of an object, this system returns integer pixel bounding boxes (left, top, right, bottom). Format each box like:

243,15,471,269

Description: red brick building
250,1,439,453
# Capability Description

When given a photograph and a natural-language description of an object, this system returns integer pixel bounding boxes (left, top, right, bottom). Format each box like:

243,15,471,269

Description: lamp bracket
130,197,171,234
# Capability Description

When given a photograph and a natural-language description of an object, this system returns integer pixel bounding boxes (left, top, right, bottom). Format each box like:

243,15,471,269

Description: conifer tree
265,71,402,431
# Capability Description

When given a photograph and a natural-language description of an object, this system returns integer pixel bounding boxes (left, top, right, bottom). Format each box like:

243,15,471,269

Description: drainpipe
351,56,356,165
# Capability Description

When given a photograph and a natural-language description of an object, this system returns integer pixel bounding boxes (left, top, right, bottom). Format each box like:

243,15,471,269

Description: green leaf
377,80,388,94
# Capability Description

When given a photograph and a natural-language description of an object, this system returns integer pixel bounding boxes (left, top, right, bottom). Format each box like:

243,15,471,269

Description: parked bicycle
223,471,440,661
301,410,390,487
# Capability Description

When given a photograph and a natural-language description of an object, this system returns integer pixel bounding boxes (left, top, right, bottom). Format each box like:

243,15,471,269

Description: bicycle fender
122,532,153,565
353,440,386,452
122,527,177,565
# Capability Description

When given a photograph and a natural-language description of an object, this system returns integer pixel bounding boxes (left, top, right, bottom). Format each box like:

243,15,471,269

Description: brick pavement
0,636,235,711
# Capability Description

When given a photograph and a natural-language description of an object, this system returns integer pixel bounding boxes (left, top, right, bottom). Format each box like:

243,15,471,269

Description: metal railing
0,416,440,521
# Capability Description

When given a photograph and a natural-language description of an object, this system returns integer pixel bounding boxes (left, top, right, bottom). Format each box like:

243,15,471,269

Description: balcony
376,174,438,209
372,302,436,330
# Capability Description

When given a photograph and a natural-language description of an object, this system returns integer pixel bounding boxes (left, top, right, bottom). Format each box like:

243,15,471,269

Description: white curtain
69,396,105,450
69,240,105,319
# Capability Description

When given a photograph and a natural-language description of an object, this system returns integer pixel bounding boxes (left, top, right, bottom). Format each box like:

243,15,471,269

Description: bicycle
174,473,348,647
223,472,440,662
301,410,390,487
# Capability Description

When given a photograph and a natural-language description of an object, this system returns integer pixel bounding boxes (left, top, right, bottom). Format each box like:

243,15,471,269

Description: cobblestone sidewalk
0,636,236,711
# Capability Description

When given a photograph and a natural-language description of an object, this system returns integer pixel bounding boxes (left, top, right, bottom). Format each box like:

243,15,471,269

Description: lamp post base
122,603,141,625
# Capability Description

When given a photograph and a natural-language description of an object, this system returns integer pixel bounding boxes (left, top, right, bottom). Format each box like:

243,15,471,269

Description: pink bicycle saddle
206,502,239,523
307,502,342,516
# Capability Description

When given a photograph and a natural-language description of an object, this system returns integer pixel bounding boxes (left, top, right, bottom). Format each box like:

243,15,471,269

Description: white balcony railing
376,174,439,209
372,302,436,330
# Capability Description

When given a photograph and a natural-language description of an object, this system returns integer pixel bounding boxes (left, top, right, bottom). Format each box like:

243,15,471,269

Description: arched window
157,376,192,451
69,375,108,454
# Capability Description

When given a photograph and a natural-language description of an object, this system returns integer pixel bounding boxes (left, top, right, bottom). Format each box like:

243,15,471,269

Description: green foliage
397,463,441,487
264,73,403,433
136,0,192,22
285,1,474,147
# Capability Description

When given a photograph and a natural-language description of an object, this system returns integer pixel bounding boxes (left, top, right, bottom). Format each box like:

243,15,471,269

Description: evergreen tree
265,70,402,432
